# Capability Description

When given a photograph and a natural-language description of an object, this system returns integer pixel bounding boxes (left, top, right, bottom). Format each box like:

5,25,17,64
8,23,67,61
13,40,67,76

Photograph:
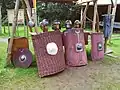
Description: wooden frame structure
6,0,100,66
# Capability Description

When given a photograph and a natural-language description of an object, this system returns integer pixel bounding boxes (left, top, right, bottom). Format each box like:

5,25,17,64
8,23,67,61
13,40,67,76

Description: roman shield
91,33,104,61
63,28,88,66
32,31,65,77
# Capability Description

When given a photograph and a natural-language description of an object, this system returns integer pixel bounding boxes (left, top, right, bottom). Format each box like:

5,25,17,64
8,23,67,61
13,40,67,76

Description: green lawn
0,26,66,38
0,27,120,90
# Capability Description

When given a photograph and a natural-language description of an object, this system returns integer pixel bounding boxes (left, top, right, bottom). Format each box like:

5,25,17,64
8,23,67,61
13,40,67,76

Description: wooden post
92,0,98,32
24,21,26,37
96,9,100,32
104,4,113,52
80,6,83,23
0,5,2,34
24,0,39,34
81,2,89,29
16,23,19,36
8,21,10,36
3,23,6,33
6,0,20,66
108,5,112,14
21,0,32,33
109,0,117,42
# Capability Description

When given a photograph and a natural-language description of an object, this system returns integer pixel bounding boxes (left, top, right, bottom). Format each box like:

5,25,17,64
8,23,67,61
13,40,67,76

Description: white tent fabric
77,0,120,5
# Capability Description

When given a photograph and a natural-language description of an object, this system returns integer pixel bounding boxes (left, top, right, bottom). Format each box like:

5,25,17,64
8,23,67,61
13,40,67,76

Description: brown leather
8,37,29,59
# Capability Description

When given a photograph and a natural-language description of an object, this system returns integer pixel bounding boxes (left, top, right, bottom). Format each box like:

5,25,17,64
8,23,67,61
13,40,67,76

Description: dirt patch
0,60,120,90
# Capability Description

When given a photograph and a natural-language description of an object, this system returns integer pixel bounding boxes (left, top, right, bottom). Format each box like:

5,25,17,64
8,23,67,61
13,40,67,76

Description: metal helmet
74,20,81,25
41,19,49,26
42,19,49,26
65,20,72,29
28,20,35,27
53,20,61,25
65,20,72,25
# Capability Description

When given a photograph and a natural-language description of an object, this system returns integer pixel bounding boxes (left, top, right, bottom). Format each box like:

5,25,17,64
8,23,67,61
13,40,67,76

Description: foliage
1,0,81,23
37,2,81,23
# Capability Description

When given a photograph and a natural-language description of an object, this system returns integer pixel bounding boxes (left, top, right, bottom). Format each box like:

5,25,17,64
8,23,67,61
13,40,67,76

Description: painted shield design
13,48,32,68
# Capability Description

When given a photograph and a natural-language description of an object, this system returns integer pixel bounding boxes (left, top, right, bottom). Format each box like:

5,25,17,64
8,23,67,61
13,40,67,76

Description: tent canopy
37,0,78,3
77,0,120,5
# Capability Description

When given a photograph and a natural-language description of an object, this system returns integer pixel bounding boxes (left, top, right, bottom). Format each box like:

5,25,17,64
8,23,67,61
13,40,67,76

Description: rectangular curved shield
32,31,65,77
91,33,104,61
63,28,88,66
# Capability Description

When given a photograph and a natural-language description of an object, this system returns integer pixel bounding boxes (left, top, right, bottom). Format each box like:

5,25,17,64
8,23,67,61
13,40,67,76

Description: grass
0,26,120,89
0,26,66,38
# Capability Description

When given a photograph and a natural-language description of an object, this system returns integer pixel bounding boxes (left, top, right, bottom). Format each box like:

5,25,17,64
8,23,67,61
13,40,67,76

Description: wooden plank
78,0,93,5
6,0,20,66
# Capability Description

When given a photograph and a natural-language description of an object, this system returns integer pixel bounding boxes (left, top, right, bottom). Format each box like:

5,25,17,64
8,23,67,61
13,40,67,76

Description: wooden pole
96,9,100,32
104,4,113,52
6,0,20,66
8,21,10,36
80,6,83,23
81,2,89,29
0,5,2,34
21,0,32,33
109,0,117,42
92,0,98,32
24,0,39,34
107,5,112,14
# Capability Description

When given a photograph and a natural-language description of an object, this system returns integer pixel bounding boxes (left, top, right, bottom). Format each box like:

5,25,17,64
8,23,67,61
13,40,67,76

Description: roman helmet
52,20,61,30
39,19,49,32
74,20,81,28
65,20,72,29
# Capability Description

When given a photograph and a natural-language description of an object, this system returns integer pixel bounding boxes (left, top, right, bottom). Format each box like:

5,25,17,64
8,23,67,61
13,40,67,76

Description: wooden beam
107,5,112,14
96,9,100,32
78,0,92,5
21,0,32,33
6,0,20,66
92,0,98,32
24,0,39,34
80,6,83,23
81,2,89,29
109,0,117,42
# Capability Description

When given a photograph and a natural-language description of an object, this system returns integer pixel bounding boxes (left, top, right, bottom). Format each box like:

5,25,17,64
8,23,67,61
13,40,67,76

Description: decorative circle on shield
13,48,32,68
76,43,83,52
46,42,58,55
19,55,27,62
98,42,103,51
